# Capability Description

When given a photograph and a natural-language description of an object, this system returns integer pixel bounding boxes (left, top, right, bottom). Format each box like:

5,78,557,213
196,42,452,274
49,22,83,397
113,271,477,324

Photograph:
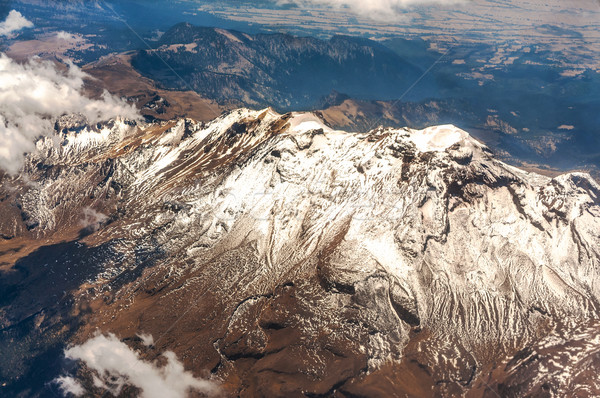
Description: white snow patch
287,113,333,134
408,125,467,152
364,232,406,277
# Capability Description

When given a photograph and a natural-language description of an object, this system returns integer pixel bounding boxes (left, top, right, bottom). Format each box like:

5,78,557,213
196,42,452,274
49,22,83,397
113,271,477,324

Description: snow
363,232,407,278
287,113,333,134
407,124,468,152
19,107,600,395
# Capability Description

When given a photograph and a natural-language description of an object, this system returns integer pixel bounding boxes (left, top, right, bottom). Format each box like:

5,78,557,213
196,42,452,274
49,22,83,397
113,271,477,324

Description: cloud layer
63,333,220,398
0,53,139,174
278,0,464,20
54,376,85,397
0,10,32,36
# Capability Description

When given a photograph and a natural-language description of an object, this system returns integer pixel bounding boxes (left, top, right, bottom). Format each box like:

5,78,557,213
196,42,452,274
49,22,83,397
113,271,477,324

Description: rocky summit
1,109,600,397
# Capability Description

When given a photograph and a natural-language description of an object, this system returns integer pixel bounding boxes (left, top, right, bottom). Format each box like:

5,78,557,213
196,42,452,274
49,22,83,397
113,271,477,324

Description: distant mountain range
131,23,431,110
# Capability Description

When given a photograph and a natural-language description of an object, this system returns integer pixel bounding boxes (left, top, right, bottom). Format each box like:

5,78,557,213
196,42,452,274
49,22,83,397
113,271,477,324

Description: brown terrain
6,35,229,123
82,52,229,122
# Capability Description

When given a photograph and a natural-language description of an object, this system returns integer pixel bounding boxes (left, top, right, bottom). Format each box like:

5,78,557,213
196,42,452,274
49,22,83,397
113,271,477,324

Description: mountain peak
4,110,600,396
407,124,473,152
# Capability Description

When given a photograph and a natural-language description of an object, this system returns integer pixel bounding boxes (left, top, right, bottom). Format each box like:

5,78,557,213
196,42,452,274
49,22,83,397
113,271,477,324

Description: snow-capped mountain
1,108,600,396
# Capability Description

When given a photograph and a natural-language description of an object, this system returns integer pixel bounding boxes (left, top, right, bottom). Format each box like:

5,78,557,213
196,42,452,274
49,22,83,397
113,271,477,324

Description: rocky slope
1,109,600,397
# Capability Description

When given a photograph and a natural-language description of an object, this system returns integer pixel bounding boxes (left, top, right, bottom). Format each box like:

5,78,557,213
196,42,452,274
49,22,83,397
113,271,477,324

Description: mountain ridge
131,24,428,110
1,109,600,396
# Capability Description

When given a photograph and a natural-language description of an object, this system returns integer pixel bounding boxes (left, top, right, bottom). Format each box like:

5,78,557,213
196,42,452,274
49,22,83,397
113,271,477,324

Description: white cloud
63,333,220,398
138,332,155,347
79,207,108,234
0,54,139,174
56,31,77,41
0,10,33,37
54,376,85,397
277,0,465,21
